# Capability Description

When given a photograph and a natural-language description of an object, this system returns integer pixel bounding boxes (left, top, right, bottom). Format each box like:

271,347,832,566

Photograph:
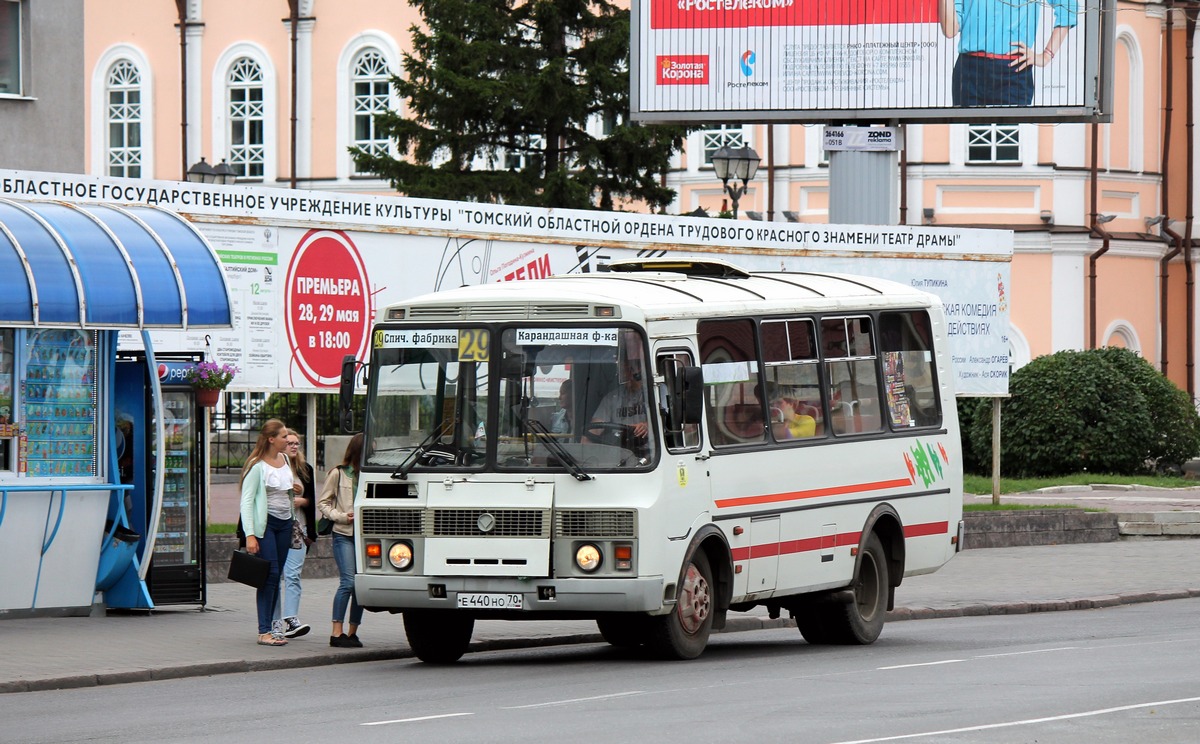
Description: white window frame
212,43,277,184
90,45,154,178
336,31,401,182
966,124,1020,164
349,48,392,176
104,60,143,178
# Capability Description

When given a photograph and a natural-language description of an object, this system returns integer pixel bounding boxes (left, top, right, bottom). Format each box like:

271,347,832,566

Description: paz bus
339,258,963,662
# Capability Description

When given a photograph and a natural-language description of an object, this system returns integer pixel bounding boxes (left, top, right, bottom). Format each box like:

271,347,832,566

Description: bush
967,350,1152,476
956,396,989,474
1091,347,1200,471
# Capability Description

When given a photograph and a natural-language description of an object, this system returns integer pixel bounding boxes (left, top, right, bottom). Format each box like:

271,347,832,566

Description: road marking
877,659,964,670
974,646,1077,658
361,712,473,726
827,696,1200,744
502,691,647,709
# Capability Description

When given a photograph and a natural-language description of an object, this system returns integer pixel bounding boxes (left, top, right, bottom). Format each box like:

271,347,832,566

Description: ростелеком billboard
631,0,1112,124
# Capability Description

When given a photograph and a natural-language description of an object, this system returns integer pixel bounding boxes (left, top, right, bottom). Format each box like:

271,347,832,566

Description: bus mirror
681,366,704,424
339,355,359,433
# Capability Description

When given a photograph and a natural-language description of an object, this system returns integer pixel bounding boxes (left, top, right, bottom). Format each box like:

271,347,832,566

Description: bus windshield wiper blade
525,419,592,482
391,421,451,481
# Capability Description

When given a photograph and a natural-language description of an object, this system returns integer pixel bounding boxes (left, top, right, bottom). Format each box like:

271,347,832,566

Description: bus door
654,345,707,537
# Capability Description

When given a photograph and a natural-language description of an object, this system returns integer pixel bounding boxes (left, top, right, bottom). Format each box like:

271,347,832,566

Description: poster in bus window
884,352,911,427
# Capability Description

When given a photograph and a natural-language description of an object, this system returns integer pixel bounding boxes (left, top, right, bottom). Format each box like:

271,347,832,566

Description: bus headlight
575,544,602,572
388,542,413,570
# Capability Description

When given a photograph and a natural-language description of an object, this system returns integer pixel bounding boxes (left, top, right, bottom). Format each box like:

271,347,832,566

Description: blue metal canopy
0,199,232,329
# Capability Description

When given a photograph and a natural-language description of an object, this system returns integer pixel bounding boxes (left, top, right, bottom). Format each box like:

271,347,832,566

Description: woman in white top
239,418,297,646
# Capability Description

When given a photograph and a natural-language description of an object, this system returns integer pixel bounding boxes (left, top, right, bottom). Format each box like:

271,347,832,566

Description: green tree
351,0,695,211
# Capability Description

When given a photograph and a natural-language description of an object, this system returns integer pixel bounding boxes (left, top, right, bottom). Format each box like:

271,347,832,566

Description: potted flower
185,361,239,407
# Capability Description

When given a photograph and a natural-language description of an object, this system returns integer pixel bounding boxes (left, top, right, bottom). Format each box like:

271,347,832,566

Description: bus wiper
525,419,593,482
391,421,452,481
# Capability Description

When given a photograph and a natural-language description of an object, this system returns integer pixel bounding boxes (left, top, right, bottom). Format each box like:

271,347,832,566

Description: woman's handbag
290,519,306,550
227,549,271,588
316,467,341,536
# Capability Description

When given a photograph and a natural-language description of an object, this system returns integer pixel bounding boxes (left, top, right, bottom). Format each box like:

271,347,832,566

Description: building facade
1,0,85,173
81,1,1200,395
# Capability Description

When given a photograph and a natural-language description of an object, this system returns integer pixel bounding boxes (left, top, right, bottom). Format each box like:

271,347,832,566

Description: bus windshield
363,325,657,472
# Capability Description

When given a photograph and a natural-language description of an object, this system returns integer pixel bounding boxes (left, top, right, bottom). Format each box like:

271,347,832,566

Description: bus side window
821,317,883,435
699,319,765,447
761,317,824,441
878,311,941,429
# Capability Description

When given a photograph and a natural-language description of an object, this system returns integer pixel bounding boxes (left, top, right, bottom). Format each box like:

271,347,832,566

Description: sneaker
345,633,363,648
330,634,357,648
283,617,311,639
270,620,286,641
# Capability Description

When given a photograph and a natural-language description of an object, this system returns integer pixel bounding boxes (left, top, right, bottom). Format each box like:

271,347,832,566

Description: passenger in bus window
770,397,817,440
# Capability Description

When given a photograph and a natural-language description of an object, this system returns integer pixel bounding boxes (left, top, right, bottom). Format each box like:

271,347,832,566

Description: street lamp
212,159,238,185
187,157,238,185
186,157,217,184
711,145,761,220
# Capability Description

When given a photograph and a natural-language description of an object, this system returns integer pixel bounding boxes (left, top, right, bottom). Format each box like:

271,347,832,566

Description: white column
295,18,315,182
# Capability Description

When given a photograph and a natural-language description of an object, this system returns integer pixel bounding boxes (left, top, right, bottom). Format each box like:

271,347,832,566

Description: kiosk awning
0,199,232,329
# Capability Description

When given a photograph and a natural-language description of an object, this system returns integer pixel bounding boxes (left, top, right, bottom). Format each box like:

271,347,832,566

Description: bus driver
583,332,650,456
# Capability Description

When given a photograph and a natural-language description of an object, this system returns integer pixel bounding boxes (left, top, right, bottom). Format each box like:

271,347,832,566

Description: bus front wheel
646,551,714,660
404,610,475,664
797,532,889,645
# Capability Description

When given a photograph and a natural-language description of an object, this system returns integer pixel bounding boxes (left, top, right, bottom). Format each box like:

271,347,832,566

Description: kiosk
0,198,231,617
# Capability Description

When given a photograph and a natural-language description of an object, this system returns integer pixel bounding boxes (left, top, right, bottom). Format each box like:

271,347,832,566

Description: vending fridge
114,353,208,607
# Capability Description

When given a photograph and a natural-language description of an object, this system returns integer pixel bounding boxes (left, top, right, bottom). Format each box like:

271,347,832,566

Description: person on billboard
239,418,296,647
271,429,316,640
939,0,1078,107
318,432,365,648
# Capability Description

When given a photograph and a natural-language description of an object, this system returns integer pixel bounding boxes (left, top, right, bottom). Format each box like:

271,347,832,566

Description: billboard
631,0,1113,124
0,170,1012,396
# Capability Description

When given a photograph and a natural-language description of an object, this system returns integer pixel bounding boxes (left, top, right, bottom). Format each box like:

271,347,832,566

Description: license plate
456,592,523,610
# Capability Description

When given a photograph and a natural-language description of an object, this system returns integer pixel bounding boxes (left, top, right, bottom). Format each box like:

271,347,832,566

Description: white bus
342,258,963,662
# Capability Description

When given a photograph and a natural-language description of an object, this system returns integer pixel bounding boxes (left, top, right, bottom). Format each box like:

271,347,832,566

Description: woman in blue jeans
318,432,364,648
239,418,296,646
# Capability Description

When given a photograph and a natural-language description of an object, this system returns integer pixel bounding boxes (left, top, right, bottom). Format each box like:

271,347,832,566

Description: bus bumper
355,574,666,614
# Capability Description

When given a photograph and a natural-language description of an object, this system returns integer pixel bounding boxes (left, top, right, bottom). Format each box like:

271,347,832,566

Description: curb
5,587,1199,694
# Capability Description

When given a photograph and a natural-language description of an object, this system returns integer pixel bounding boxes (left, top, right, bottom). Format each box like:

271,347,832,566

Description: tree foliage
352,0,695,211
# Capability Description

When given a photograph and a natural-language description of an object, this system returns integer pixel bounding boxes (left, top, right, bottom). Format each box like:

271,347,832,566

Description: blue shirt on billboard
952,0,1078,56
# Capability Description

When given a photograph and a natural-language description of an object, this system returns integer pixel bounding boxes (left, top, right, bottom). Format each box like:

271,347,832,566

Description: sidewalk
2,540,1198,694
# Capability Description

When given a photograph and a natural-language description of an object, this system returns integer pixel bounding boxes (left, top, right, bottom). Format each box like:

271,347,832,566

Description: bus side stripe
730,521,949,561
714,476,915,509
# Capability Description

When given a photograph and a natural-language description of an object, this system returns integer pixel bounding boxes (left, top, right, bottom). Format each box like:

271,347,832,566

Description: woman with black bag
240,418,296,646
318,432,364,648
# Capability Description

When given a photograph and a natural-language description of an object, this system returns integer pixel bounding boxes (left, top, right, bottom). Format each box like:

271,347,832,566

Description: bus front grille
432,508,550,537
555,510,637,538
360,508,425,536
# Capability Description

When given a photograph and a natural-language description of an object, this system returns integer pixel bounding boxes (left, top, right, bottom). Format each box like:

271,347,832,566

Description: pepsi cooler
114,353,208,606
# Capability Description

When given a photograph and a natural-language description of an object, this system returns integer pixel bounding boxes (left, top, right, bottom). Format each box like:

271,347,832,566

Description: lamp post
711,145,761,220
212,159,238,185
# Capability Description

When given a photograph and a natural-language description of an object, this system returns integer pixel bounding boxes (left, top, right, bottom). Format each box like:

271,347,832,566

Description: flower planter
194,388,222,407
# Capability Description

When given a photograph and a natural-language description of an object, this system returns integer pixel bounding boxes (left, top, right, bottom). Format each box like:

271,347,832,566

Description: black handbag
227,549,271,588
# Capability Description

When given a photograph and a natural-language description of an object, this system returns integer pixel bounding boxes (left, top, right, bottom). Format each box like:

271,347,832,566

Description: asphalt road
5,598,1198,743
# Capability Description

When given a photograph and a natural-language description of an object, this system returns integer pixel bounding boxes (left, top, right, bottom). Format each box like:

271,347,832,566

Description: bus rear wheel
404,610,475,664
797,532,888,645
645,551,714,660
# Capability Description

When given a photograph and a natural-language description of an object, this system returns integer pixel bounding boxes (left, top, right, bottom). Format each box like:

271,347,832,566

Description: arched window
106,60,142,178
228,58,265,179
351,48,391,174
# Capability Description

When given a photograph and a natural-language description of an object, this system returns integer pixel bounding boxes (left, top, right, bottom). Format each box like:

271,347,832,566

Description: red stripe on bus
904,521,949,538
730,522,949,561
714,476,915,509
